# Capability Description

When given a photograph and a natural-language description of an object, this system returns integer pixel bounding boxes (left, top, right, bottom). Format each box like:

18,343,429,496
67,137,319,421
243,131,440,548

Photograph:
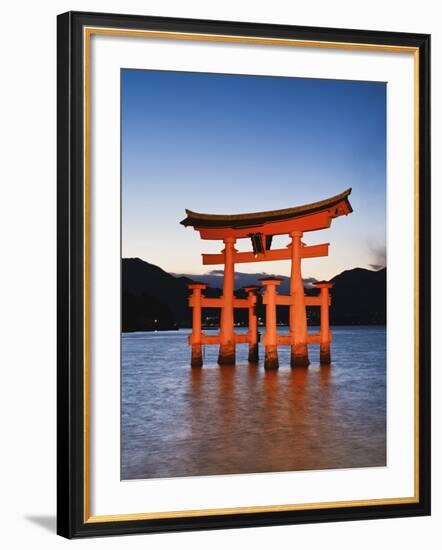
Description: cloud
368,242,386,270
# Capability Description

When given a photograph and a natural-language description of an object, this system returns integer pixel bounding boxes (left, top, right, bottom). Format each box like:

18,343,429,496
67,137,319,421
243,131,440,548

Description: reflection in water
121,327,386,480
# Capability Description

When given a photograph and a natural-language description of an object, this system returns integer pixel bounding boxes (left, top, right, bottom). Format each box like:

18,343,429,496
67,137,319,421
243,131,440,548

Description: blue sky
122,69,386,280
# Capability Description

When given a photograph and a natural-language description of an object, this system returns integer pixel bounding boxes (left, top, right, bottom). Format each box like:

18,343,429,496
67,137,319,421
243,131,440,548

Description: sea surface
121,326,386,480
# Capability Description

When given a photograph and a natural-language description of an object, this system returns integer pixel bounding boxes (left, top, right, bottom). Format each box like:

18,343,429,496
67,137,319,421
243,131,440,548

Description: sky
122,69,386,281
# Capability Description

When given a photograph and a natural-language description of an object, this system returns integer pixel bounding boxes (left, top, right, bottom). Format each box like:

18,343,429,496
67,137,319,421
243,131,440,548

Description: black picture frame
57,10,431,539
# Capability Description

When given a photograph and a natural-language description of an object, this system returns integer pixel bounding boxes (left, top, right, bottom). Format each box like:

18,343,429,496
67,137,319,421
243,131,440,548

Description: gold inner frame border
82,26,420,524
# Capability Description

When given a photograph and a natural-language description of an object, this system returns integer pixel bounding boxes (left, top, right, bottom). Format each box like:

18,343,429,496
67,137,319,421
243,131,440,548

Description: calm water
121,326,386,480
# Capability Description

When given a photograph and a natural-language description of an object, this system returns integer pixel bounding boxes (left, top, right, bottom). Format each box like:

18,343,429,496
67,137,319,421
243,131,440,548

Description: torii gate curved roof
181,188,352,239
181,188,352,229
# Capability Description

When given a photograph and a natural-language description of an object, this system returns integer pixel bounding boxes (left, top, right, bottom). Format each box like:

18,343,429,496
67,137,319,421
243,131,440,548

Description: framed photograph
57,11,430,538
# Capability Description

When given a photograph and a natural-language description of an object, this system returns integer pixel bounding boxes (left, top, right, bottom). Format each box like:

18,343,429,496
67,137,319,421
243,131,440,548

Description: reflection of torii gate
180,188,352,369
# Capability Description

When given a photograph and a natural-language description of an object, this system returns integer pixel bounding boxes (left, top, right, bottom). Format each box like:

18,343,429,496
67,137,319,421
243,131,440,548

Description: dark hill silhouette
122,258,386,331
122,258,191,331
330,267,386,325
122,258,223,331
171,271,320,294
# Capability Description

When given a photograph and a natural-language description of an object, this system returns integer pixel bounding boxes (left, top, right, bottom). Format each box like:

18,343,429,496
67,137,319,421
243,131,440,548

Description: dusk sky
122,69,386,281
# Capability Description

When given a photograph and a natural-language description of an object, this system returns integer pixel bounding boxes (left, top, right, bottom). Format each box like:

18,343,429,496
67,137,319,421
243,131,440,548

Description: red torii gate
180,188,353,368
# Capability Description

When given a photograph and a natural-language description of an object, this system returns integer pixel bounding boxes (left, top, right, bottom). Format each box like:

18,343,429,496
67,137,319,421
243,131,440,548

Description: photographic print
57,12,430,537
121,69,387,481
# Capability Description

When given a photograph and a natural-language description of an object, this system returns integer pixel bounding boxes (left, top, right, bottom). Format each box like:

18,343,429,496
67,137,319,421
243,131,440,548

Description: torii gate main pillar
290,231,310,367
218,237,237,365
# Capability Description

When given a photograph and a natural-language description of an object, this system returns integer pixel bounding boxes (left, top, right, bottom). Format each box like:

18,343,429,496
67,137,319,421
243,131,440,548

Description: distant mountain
330,267,386,325
122,258,224,331
122,258,192,331
171,270,318,293
122,258,386,332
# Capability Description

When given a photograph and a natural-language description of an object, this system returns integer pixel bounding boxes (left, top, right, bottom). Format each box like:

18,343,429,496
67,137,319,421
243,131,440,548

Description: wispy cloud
368,242,386,271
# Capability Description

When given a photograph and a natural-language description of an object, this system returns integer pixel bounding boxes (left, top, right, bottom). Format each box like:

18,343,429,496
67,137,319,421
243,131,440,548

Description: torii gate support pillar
314,281,333,364
188,283,207,367
244,285,260,363
262,278,281,370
